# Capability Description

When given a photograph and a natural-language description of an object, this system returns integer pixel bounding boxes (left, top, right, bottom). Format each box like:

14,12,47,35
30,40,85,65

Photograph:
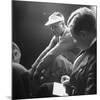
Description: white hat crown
45,12,64,26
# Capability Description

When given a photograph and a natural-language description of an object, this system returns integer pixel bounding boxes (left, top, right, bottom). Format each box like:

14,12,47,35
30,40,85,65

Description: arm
33,34,76,81
33,37,73,76
32,33,76,71
31,47,51,71
30,36,58,76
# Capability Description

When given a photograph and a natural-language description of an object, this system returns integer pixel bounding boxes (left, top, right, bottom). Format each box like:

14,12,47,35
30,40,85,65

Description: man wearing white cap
45,12,68,39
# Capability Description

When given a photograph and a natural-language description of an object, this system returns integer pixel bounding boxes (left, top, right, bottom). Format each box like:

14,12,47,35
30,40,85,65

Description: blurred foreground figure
12,42,31,99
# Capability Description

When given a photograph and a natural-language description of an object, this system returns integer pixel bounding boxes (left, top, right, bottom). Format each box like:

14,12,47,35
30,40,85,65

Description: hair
67,7,96,35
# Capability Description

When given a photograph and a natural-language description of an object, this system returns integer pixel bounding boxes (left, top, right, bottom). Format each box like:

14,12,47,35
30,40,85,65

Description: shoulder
12,62,27,74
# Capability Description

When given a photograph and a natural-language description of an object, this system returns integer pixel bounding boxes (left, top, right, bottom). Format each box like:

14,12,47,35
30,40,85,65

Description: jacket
65,41,97,95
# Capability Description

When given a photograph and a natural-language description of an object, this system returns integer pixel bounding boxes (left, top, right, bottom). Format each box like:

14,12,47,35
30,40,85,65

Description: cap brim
45,20,61,26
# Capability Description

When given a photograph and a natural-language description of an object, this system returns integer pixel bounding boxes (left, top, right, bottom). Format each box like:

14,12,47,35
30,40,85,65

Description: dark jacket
65,41,97,95
12,63,31,99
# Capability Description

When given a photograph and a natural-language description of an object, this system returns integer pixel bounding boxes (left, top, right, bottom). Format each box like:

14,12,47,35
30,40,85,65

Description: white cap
45,12,64,26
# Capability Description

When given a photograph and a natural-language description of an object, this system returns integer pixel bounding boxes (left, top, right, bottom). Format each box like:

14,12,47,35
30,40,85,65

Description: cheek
57,28,63,33
72,34,81,45
73,36,84,48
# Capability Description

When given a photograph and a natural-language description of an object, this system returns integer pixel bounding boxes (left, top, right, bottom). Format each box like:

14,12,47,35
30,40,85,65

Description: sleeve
85,61,96,95
33,42,67,81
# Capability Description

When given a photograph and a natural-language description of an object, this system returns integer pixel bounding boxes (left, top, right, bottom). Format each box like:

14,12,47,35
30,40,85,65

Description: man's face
12,48,21,63
69,23,93,50
50,22,64,36
68,22,88,50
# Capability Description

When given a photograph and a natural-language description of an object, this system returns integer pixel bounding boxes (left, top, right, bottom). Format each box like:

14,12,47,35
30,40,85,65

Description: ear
79,30,87,39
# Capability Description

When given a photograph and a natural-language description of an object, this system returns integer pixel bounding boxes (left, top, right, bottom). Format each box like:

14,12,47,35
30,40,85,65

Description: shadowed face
69,22,95,50
50,22,65,37
12,43,21,63
69,24,85,49
68,15,96,50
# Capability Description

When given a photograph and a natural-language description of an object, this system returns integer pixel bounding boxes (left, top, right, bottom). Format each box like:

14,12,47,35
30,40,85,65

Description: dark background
12,0,91,69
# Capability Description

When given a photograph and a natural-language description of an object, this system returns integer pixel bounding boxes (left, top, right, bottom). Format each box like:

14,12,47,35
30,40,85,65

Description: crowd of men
12,7,96,99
